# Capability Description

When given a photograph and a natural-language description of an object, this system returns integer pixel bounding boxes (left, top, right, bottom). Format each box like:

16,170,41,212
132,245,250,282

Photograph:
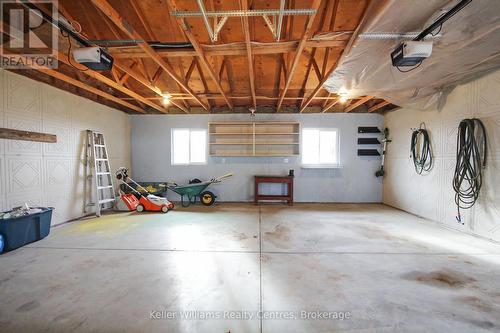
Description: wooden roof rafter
345,96,373,112
90,0,208,112
239,0,257,110
166,0,233,111
276,0,322,112
300,1,371,113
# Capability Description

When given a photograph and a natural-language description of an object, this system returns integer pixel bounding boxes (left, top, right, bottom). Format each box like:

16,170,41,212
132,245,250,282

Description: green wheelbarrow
166,173,233,207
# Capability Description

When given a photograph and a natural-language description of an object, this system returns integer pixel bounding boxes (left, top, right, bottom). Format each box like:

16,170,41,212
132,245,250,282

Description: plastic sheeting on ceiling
323,0,500,109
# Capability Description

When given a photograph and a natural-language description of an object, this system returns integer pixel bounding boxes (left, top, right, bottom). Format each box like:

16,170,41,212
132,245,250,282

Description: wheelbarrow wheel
181,195,191,207
200,191,216,206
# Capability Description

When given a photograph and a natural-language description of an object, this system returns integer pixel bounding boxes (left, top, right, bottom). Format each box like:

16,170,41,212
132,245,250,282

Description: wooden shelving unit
209,122,300,157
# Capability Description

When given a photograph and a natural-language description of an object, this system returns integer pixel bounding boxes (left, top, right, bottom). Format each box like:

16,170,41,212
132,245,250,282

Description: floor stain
16,300,40,312
264,224,291,248
401,270,476,288
468,319,495,329
457,296,494,313
233,232,249,241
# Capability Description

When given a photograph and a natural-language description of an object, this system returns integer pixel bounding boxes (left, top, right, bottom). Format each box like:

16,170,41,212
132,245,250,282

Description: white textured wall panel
384,70,500,242
0,70,131,225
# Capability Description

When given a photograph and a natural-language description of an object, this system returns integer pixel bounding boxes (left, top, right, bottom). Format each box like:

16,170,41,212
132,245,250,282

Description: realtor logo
1,0,58,69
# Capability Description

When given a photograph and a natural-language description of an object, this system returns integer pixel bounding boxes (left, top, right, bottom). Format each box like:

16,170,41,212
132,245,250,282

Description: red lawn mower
115,167,174,213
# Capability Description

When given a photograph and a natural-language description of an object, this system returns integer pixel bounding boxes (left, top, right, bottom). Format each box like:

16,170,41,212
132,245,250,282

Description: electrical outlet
284,158,289,163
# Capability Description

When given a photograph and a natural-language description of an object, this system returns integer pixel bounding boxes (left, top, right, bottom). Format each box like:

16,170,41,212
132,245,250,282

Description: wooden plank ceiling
1,0,396,114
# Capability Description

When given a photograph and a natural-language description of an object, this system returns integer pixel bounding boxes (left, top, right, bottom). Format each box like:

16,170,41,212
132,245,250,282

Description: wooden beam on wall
0,128,57,143
166,0,233,110
276,0,322,112
90,0,209,111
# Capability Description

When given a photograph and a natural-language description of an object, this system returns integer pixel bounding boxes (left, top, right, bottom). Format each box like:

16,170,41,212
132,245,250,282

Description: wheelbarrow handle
212,172,234,182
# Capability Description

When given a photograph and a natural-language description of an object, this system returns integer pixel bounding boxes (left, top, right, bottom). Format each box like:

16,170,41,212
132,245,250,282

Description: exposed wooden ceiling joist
166,0,233,110
300,1,370,113
368,101,390,113
345,96,373,112
108,39,348,59
276,0,322,112
40,68,144,113
90,0,209,111
239,0,257,110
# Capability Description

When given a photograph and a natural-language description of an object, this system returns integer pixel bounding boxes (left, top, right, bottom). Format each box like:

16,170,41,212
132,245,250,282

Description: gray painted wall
131,113,383,203
383,69,500,243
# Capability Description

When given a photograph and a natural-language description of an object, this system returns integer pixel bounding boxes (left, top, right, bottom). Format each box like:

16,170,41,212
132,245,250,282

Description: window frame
301,127,342,168
171,128,208,166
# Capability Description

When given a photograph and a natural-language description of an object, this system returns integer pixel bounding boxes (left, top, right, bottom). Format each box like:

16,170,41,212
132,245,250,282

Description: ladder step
97,185,113,190
95,158,109,162
95,144,106,147
96,172,111,175
98,199,115,204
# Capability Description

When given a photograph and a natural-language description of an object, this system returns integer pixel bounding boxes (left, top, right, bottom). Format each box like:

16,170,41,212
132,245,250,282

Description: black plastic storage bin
0,207,53,253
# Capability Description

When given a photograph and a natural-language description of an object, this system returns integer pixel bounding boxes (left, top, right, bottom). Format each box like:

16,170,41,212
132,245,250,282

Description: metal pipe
170,8,316,17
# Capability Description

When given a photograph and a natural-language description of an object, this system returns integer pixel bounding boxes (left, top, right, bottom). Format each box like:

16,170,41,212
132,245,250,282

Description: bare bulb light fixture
339,95,348,104
162,94,171,106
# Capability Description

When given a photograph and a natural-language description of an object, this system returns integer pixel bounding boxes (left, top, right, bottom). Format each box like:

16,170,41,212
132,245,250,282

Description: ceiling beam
184,58,197,82
39,68,144,113
108,39,347,59
166,0,233,110
299,2,369,113
322,97,339,113
54,2,183,113
276,0,322,112
57,53,167,113
239,0,257,109
0,17,150,114
367,101,390,113
128,0,190,112
345,96,373,112
194,59,212,112
90,0,209,111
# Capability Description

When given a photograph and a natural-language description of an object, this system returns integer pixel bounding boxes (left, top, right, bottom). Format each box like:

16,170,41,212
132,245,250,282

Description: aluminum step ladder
84,130,115,217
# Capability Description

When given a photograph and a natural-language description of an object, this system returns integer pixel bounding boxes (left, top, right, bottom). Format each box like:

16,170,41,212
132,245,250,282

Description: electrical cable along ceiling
323,0,500,110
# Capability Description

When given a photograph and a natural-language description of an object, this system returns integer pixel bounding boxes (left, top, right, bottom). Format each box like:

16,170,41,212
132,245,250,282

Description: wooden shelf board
210,132,253,135
255,132,299,135
210,142,253,145
255,142,299,145
210,154,299,157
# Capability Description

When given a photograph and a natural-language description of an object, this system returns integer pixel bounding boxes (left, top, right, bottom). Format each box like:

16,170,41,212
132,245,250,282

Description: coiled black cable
453,118,487,224
410,124,433,174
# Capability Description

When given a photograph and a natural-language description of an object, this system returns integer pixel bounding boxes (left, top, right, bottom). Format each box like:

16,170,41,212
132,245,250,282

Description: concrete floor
1,203,500,332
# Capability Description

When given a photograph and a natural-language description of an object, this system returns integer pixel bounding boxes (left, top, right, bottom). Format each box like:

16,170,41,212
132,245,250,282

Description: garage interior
0,0,499,332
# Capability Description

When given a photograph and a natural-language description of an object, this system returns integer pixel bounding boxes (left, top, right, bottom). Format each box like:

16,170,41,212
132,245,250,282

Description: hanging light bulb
338,87,349,104
162,94,171,106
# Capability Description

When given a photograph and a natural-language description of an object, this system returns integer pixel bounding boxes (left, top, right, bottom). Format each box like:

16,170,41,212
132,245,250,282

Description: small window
301,128,340,167
171,129,207,165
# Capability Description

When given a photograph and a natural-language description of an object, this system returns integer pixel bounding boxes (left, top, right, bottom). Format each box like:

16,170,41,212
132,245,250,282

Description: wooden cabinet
208,122,300,157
